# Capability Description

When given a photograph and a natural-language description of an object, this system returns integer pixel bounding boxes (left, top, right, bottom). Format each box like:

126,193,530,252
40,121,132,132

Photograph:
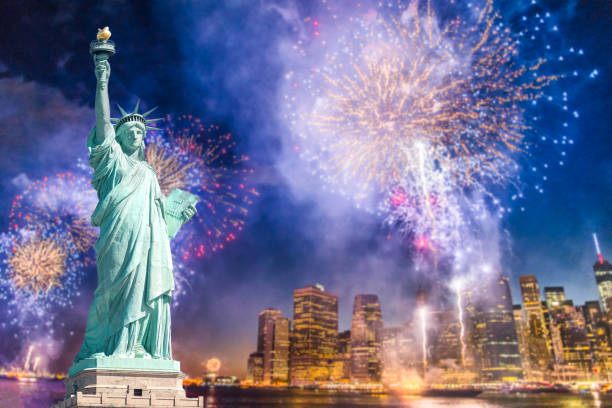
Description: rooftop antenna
593,233,604,264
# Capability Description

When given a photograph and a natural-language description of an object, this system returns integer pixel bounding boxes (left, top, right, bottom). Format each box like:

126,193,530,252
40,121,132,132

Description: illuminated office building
246,352,264,384
462,275,523,381
519,275,551,375
519,275,548,338
480,276,523,381
271,316,290,384
544,286,566,310
430,307,461,364
513,305,530,374
350,294,383,383
290,284,338,385
258,309,283,384
592,234,612,312
584,300,602,323
256,309,290,384
594,260,612,312
331,330,351,382
554,303,592,376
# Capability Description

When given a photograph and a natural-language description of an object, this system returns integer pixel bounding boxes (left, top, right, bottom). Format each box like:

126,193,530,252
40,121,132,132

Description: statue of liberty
73,29,197,365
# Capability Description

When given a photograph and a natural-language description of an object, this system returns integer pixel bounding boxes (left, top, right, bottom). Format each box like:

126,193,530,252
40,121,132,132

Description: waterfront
3,379,612,408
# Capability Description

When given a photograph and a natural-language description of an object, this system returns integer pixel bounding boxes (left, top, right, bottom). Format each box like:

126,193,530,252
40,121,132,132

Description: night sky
0,0,610,378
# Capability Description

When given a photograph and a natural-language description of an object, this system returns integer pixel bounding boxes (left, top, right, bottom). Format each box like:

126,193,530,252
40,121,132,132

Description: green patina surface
71,34,197,374
69,357,180,377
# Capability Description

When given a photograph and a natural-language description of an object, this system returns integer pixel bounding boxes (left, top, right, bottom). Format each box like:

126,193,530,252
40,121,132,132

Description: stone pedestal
50,358,203,407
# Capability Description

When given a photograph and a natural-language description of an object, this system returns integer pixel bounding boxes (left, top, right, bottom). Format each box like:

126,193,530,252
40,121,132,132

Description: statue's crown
111,99,161,132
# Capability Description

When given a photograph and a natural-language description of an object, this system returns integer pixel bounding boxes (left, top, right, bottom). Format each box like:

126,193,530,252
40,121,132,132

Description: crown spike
110,117,119,122
145,117,163,123
142,106,158,118
117,104,128,116
133,99,140,114
146,126,161,131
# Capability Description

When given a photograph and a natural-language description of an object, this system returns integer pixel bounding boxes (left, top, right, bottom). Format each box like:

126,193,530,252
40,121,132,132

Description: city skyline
241,257,612,383
245,244,610,332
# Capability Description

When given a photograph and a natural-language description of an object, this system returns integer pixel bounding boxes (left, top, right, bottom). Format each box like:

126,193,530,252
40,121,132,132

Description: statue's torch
89,26,115,61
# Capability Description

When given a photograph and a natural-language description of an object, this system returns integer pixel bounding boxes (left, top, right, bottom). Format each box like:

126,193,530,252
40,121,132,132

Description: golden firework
145,143,194,195
301,0,558,193
67,218,98,253
206,357,221,373
8,237,67,297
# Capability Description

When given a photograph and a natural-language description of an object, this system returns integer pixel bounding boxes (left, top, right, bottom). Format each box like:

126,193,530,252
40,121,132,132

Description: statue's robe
75,129,173,362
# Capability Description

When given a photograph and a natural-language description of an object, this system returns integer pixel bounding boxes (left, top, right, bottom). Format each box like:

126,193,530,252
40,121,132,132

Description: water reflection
1,379,610,408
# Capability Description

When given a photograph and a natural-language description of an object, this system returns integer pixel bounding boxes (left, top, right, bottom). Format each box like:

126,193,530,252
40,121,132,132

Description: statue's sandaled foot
134,343,151,359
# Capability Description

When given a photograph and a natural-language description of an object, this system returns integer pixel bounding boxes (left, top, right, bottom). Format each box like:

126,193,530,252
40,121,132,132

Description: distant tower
513,305,529,373
544,286,566,310
257,309,287,384
480,276,523,381
246,352,264,384
350,294,383,383
519,275,548,339
592,234,612,312
518,275,551,376
290,284,338,385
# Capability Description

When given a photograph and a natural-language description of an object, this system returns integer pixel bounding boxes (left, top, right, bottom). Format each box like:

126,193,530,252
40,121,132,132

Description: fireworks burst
0,226,85,316
9,237,66,297
453,280,467,367
145,139,194,196
285,0,563,196
146,115,258,262
9,173,98,260
282,0,586,262
420,307,427,376
206,357,222,373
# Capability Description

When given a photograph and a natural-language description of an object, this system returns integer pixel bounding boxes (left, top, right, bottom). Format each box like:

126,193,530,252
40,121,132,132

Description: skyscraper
481,276,523,381
254,309,290,385
513,304,529,374
594,261,612,312
430,307,461,364
554,303,592,375
592,233,612,311
519,275,551,377
246,352,264,384
270,317,290,384
331,330,351,382
350,294,383,383
462,275,523,381
544,286,566,310
258,309,283,384
519,276,548,338
290,284,338,385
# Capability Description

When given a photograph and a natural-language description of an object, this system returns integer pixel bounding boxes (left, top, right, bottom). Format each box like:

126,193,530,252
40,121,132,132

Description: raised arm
94,54,115,145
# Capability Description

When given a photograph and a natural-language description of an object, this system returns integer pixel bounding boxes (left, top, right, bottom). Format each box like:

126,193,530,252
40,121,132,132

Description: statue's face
117,122,145,155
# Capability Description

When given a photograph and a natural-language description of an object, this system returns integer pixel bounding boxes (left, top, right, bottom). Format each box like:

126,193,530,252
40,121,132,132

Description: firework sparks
282,0,583,264
453,281,467,367
420,307,427,377
0,227,84,311
9,237,66,297
285,0,560,197
206,357,222,373
141,115,257,305
9,173,98,261
148,115,258,263
145,139,194,196
23,345,34,371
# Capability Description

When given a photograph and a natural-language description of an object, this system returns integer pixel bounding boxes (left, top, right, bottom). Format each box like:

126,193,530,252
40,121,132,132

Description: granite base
50,359,203,407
